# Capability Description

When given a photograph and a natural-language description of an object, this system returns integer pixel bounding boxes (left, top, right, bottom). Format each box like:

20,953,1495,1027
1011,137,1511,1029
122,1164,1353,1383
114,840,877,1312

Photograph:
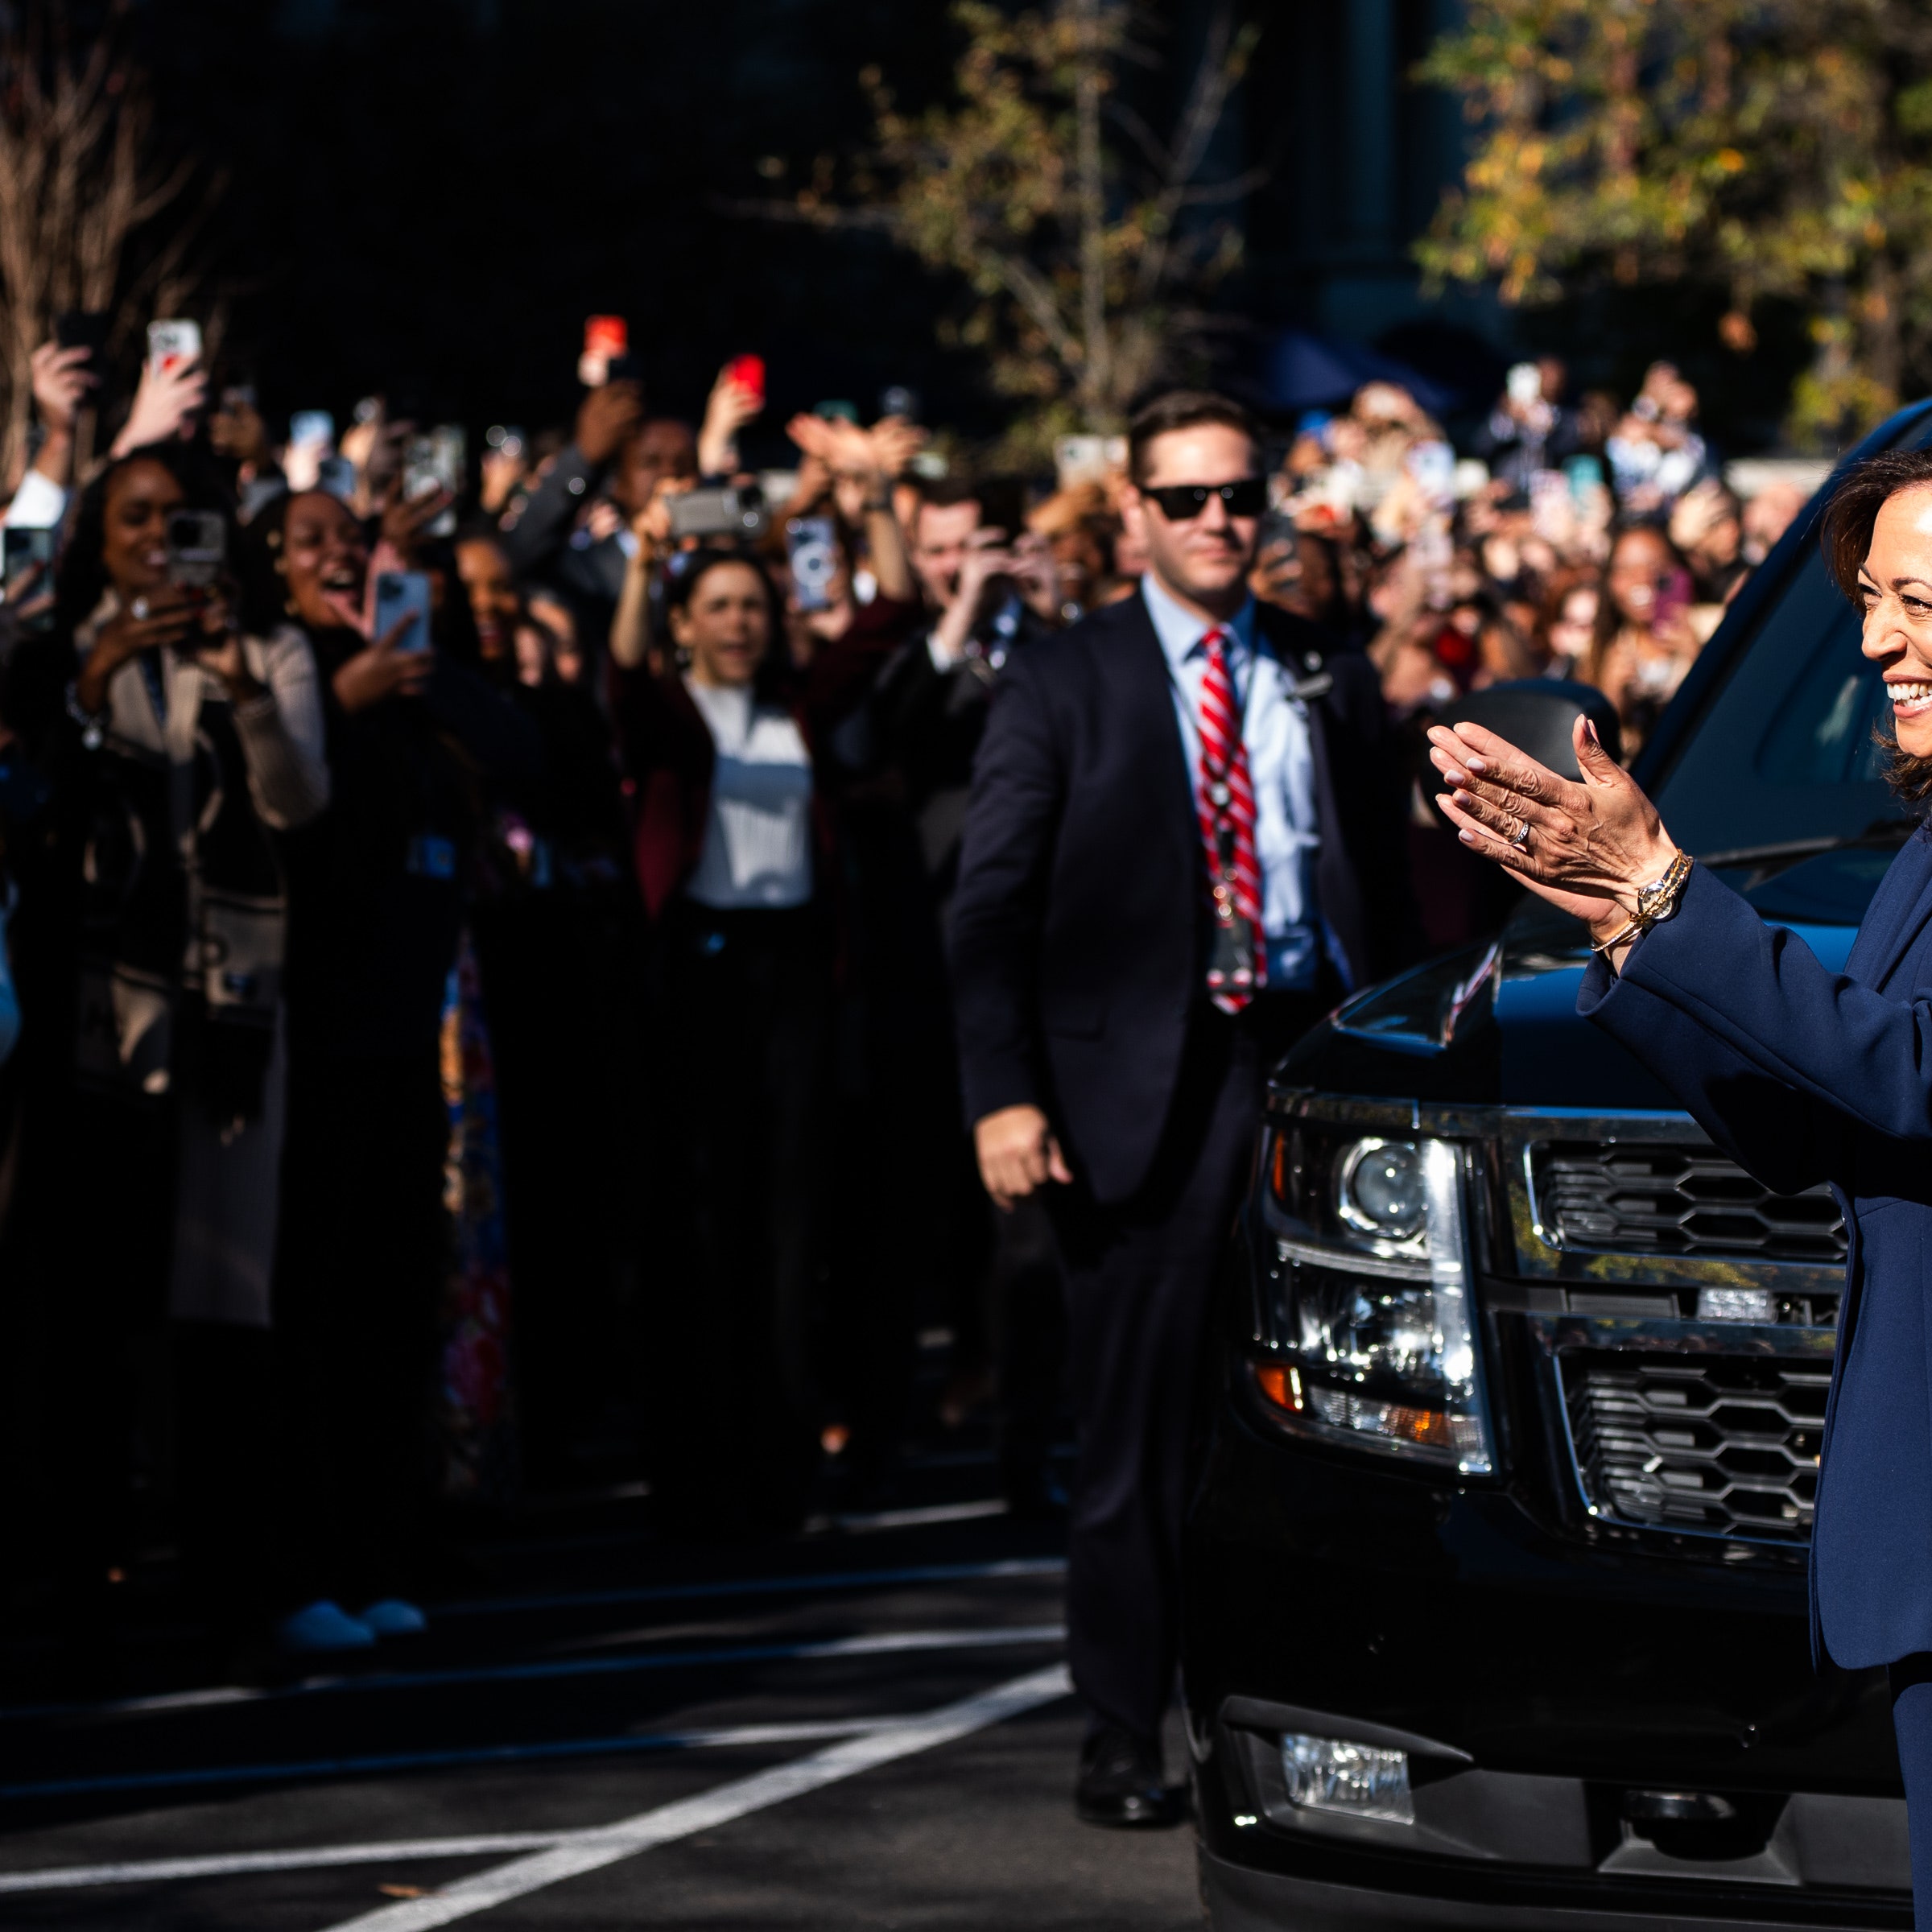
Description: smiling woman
1825,448,1932,797
1421,444,1932,1925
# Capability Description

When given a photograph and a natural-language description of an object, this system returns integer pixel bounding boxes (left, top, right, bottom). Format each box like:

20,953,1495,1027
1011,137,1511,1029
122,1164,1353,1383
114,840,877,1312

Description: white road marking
5,1619,1065,1728
316,1664,1071,1930
0,1836,568,1896
805,1498,1011,1534
0,1719,918,1893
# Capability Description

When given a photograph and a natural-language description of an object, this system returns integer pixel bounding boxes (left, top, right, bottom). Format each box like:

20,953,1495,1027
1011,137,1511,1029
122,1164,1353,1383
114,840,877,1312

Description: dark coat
947,590,1419,1204
1583,836,1932,1670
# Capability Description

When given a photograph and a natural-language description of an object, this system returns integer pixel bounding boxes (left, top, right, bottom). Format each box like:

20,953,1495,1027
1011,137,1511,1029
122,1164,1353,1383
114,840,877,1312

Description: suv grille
1534,1142,1845,1265
1562,1352,1827,1543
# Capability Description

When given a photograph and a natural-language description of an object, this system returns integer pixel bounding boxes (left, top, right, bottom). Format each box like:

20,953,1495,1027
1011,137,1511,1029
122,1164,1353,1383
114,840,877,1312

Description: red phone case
727,354,766,400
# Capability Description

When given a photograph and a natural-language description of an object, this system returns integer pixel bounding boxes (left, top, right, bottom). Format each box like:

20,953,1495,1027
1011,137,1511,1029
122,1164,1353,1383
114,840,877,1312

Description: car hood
1275,914,1857,1110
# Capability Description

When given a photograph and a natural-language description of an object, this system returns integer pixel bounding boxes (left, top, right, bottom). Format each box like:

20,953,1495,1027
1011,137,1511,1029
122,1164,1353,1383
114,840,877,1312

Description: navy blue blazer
948,592,1417,1204
1582,828,1932,1670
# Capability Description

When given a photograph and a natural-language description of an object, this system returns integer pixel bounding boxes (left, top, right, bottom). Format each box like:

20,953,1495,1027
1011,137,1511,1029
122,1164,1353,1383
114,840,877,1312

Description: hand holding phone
113,350,208,459
580,316,628,388
3,526,56,633
373,569,434,657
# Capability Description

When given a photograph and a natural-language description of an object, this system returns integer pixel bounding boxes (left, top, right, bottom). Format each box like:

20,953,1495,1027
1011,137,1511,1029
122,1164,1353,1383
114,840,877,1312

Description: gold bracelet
1590,851,1693,955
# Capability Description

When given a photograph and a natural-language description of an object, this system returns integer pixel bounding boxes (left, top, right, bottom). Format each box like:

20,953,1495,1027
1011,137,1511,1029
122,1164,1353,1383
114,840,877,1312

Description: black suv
1185,407,1932,1931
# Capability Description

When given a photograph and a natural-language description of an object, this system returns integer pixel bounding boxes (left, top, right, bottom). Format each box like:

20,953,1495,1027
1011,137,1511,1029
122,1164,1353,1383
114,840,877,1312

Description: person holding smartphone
1579,522,1703,758
500,361,700,671
237,488,538,1654
2,442,328,1657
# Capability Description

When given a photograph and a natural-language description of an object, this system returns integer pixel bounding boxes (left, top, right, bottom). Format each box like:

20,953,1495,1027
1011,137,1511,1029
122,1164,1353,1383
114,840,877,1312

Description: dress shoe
1075,1723,1182,1827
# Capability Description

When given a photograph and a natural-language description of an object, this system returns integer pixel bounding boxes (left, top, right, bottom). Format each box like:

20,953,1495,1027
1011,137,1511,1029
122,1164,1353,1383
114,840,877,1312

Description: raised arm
1429,712,1932,1151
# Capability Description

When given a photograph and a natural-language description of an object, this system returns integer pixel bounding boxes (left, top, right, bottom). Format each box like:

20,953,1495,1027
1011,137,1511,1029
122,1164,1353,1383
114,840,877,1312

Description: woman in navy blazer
1427,448,1932,1913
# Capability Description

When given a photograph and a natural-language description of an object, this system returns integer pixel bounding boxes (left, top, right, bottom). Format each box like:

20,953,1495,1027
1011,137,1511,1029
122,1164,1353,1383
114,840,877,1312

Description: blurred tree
1417,0,1932,449
752,0,1260,464
0,8,217,481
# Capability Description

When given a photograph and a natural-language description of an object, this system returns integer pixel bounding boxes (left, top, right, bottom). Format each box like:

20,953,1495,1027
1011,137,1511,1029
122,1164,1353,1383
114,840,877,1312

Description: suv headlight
1254,1132,1493,1474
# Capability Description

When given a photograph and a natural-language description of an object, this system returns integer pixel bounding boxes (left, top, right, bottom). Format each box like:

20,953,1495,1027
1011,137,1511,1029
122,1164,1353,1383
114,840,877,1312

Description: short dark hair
1127,390,1261,485
1818,448,1932,802
1821,447,1932,602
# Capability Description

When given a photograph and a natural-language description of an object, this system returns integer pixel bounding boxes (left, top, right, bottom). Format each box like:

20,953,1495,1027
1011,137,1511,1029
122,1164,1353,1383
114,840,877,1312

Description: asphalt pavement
0,1477,1203,1929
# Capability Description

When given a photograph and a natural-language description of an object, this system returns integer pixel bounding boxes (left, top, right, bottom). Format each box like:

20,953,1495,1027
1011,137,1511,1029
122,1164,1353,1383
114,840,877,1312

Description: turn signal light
1253,1361,1304,1412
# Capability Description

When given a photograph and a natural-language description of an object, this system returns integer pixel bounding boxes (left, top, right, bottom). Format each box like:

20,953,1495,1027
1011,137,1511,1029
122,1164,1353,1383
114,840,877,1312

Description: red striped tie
1197,625,1265,1013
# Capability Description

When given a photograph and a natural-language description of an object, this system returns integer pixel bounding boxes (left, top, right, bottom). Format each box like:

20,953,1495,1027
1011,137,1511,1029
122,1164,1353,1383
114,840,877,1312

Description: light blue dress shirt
1140,573,1327,992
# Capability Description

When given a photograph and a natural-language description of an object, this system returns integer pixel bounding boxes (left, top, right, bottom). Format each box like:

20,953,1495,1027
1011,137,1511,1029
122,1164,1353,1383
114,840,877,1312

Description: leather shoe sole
1075,1782,1184,1828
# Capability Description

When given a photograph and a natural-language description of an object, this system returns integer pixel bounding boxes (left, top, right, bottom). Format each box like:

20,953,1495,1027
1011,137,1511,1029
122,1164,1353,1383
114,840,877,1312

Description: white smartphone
147,319,202,377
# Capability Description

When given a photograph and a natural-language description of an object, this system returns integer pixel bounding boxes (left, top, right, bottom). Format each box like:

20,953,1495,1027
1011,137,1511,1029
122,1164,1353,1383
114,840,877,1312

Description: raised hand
1426,714,1678,939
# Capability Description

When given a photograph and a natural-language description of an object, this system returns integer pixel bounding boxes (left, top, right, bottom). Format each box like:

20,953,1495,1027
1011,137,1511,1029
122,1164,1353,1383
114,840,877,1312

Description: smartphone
667,483,770,543
374,569,433,656
147,318,201,378
314,453,357,502
785,515,839,613
1054,433,1112,489
1655,567,1694,627
580,315,628,387
2,526,55,632
878,384,919,421
289,409,334,451
1564,453,1605,502
726,355,766,403
1505,361,1542,407
54,310,109,375
165,509,226,589
403,424,464,538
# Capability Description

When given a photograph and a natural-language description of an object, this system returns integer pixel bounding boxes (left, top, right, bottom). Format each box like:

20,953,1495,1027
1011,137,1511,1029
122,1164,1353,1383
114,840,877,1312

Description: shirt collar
1140,572,1257,677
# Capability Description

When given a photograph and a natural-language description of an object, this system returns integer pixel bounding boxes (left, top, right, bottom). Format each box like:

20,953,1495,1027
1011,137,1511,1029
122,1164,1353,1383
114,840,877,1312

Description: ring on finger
130,596,149,621
1509,819,1532,851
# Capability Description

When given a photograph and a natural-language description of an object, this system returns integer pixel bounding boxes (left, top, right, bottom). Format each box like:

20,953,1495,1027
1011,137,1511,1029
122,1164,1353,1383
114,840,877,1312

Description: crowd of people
0,329,1809,1674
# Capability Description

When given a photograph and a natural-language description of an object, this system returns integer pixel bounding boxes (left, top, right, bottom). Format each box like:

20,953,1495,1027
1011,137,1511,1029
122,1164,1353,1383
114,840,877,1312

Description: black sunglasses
1142,477,1267,521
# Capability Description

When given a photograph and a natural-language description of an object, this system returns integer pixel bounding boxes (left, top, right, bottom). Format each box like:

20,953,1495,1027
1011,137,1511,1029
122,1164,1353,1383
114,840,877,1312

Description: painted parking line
0,1626,1068,1800
4,1621,1067,1727
808,1498,1011,1534
319,1664,1072,1932
0,1716,912,1828
431,1554,1067,1622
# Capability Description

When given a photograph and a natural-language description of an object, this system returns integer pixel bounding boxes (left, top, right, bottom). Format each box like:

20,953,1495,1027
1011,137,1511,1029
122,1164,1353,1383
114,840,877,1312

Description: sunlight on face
1858,484,1932,761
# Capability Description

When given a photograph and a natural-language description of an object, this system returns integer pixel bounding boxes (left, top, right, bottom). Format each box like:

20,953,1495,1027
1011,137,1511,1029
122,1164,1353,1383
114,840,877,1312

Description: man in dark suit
949,390,1418,1826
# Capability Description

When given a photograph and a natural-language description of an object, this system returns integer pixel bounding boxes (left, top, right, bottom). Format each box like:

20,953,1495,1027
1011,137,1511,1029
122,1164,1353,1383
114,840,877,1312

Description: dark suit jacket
948,591,1418,1204
1582,834,1932,1670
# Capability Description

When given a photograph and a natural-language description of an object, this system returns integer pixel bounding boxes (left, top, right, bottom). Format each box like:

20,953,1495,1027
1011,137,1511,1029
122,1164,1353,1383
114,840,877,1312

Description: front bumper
1183,1411,1909,1929
1199,1846,1909,1932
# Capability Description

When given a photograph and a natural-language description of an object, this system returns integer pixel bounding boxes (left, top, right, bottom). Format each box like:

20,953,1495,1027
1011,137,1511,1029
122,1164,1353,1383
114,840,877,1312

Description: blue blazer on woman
1583,825,1932,1670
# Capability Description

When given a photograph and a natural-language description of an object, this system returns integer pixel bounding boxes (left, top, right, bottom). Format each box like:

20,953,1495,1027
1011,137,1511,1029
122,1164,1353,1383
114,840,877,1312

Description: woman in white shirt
616,547,913,1535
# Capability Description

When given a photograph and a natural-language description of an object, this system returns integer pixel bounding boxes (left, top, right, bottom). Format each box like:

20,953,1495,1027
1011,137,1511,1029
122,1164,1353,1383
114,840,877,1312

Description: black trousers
650,899,829,1534
272,1048,448,1610
1047,987,1329,1744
